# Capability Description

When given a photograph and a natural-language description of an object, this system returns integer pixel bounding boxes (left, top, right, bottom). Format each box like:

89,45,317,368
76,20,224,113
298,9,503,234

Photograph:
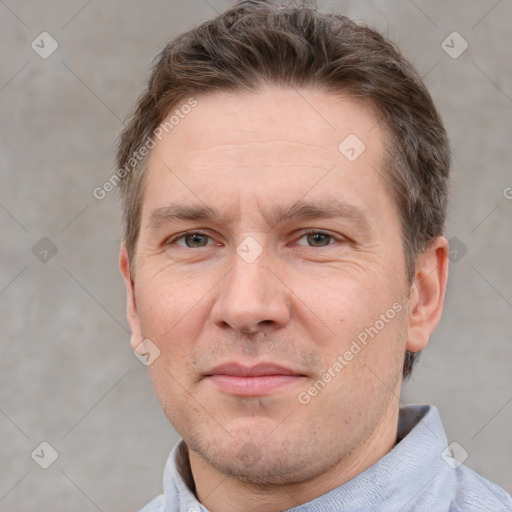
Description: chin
186,425,342,486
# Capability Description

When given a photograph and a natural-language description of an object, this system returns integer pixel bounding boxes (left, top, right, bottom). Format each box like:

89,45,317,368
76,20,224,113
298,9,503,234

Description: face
121,86,446,487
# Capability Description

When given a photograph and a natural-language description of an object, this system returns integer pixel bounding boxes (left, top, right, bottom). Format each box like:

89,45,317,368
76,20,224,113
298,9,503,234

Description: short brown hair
116,0,450,378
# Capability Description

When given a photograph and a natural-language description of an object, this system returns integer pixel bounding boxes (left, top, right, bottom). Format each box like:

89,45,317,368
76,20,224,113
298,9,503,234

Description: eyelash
297,230,340,246
166,230,343,248
169,231,217,247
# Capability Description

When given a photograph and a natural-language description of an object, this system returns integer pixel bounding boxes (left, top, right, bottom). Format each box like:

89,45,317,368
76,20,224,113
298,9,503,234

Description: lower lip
206,374,304,395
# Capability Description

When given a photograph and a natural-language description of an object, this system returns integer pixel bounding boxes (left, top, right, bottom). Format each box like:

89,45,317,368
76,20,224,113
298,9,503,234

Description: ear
119,245,143,350
406,236,449,353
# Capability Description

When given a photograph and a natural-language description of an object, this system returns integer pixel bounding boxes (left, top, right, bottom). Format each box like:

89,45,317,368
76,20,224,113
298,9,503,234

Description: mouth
203,362,307,396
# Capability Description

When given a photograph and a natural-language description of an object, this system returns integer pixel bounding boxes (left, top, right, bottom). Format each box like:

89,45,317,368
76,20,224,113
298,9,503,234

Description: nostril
239,320,274,334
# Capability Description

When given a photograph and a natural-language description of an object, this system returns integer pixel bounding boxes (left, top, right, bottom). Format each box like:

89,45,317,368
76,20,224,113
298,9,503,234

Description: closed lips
204,362,305,377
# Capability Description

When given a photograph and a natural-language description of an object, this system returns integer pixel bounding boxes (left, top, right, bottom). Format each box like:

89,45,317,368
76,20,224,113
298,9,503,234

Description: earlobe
119,245,143,350
405,236,449,353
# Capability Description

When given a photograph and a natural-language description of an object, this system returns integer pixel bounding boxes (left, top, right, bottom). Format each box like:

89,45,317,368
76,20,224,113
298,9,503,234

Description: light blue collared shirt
139,405,512,511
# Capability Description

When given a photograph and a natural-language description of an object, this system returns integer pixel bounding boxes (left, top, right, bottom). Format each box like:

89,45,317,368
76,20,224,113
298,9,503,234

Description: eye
296,231,338,247
174,232,213,248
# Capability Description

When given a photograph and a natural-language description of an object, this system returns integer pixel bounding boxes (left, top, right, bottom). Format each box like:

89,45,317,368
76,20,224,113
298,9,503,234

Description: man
117,1,512,510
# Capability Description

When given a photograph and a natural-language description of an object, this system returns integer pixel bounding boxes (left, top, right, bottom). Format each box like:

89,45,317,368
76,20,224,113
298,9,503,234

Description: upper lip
204,362,305,377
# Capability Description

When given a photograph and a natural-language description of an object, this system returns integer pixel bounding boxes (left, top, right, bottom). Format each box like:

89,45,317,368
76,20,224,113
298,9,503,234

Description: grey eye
183,233,210,248
305,233,332,247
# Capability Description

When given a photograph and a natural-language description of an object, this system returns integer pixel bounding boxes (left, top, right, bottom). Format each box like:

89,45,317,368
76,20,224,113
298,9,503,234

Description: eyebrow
148,199,373,233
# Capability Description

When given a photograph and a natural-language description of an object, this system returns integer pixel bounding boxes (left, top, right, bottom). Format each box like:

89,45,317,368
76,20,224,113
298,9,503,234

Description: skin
120,86,449,512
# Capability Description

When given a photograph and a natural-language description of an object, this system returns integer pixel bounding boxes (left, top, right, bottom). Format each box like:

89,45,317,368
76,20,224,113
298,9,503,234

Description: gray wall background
1,0,511,510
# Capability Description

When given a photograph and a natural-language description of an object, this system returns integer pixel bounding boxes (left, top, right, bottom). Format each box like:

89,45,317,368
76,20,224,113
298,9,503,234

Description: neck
187,404,400,512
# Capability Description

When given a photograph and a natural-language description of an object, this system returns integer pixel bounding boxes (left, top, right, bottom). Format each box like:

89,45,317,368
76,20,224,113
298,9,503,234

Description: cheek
290,268,406,383
289,268,394,335
135,265,211,336
135,270,221,388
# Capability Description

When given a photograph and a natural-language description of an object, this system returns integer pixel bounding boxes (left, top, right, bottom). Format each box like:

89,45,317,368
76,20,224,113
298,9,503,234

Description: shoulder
447,464,512,512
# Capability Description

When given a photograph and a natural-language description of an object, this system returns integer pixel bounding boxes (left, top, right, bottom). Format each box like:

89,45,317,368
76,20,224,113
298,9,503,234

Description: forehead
155,87,382,163
142,86,394,226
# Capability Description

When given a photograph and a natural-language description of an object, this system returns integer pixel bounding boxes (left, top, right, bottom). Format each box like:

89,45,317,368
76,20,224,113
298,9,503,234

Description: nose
211,247,291,334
